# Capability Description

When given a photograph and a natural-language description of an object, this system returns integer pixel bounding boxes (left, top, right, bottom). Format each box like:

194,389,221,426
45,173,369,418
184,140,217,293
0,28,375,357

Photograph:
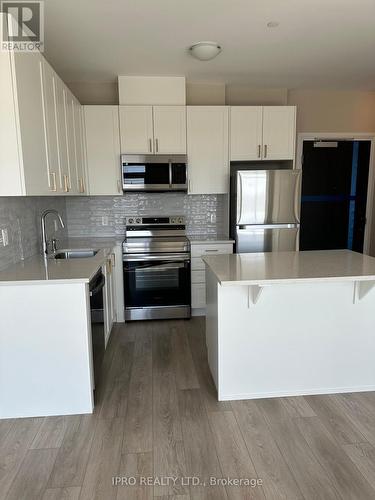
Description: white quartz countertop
0,237,121,285
203,250,375,286
188,235,235,244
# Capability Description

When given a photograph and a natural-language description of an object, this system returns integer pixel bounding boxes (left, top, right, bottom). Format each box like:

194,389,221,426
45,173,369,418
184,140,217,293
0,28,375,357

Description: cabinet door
262,106,296,160
64,89,77,194
187,106,229,194
153,106,186,154
73,99,86,194
54,77,70,193
40,59,60,193
13,51,50,195
84,106,122,195
119,105,153,154
230,107,263,161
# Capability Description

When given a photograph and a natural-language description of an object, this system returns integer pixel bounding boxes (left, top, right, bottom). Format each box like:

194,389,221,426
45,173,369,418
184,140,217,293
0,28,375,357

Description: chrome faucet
41,209,65,255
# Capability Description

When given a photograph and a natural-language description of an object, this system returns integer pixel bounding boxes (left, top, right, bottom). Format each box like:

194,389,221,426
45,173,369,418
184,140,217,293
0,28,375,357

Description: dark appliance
89,270,105,388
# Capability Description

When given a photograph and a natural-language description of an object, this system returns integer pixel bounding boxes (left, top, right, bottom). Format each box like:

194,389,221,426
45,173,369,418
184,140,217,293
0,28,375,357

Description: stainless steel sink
53,249,99,260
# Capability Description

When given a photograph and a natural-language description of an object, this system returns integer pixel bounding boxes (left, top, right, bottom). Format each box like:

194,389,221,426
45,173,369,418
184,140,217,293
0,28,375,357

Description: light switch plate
1,228,9,246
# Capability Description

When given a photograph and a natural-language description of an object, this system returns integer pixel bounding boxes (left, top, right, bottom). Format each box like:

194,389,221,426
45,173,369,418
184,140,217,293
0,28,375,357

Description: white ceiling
44,0,375,90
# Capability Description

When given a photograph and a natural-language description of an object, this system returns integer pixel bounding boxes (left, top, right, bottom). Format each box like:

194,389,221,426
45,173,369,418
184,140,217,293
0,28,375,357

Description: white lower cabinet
191,242,234,312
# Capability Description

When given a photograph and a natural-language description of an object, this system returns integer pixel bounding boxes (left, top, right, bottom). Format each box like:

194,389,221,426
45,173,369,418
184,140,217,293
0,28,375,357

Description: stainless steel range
123,216,191,321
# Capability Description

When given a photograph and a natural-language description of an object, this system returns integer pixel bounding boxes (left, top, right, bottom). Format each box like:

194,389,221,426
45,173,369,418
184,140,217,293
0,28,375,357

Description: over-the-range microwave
121,154,188,192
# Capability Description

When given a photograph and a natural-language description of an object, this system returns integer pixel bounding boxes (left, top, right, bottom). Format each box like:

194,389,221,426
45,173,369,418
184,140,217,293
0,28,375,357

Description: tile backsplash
0,192,228,271
66,193,229,238
0,197,67,271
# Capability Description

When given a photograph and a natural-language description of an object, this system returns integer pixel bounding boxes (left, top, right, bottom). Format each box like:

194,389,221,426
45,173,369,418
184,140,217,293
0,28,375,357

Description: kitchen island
204,250,375,401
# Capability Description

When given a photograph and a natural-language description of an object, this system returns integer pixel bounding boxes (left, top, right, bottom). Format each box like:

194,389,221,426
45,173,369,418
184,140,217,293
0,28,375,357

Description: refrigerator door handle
236,173,243,224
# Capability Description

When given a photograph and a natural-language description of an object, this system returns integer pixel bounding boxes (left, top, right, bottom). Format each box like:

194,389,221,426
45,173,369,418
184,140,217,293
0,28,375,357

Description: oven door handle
123,253,190,262
124,262,187,272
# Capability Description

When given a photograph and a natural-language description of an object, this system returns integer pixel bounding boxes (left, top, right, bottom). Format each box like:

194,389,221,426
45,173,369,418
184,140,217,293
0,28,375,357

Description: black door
300,140,371,253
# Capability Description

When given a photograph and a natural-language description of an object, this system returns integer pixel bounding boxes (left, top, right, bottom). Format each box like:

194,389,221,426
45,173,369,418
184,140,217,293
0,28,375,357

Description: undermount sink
53,249,99,260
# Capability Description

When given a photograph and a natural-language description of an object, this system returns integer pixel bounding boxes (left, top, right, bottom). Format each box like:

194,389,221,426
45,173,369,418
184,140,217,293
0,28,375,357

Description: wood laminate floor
2,318,375,499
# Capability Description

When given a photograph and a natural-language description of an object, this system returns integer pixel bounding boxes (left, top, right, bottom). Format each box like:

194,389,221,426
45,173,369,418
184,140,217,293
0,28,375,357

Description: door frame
296,132,375,255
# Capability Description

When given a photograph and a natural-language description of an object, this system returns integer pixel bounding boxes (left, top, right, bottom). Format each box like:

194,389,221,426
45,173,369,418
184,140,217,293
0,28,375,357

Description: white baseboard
218,385,375,401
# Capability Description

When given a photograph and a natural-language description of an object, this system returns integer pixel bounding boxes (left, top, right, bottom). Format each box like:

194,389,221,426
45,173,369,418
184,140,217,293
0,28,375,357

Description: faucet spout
41,209,65,256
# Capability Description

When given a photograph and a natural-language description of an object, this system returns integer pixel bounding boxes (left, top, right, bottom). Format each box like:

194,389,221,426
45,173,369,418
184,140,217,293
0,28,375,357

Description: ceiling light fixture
267,21,279,28
189,41,222,61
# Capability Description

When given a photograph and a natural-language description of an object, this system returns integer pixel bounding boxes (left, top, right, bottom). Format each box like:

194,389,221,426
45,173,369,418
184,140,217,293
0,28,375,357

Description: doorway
298,138,372,253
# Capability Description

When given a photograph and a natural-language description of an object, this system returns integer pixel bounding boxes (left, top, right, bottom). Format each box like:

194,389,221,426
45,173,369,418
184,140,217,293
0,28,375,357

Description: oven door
123,254,191,308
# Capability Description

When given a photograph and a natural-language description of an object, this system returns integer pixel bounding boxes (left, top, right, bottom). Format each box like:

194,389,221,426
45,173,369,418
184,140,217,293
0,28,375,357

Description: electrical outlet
1,228,9,247
102,216,109,226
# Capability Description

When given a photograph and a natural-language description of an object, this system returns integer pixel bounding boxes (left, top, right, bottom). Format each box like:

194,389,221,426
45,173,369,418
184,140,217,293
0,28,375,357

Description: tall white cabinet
119,105,186,154
230,106,296,161
84,106,122,195
187,106,229,194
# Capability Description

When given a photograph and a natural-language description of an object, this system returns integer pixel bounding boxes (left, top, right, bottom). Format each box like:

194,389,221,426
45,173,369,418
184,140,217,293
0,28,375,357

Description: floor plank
42,486,81,500
30,416,68,449
48,415,98,488
123,325,153,453
280,396,316,418
116,452,153,500
295,415,375,499
80,417,124,500
0,417,42,497
343,442,375,491
305,395,367,445
232,400,304,500
208,410,265,500
178,389,227,500
6,448,58,500
171,321,200,390
334,392,375,446
256,399,340,499
153,328,188,497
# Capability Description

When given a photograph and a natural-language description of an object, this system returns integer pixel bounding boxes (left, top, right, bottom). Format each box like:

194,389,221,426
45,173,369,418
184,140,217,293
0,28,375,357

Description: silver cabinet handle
63,174,69,192
149,138,152,152
155,138,159,153
258,145,261,158
205,249,219,252
264,144,268,158
79,178,85,193
188,179,192,192
117,179,122,193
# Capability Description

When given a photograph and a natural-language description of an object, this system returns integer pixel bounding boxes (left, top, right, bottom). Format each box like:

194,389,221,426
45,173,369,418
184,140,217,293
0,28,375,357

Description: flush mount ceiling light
189,41,222,61
267,21,279,28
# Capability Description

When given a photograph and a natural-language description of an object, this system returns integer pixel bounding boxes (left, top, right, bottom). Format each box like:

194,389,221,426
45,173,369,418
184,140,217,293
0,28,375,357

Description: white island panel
0,282,93,418
205,250,375,401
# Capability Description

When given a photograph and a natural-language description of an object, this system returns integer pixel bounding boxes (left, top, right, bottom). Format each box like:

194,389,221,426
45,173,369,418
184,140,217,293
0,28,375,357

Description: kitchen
2,1,375,499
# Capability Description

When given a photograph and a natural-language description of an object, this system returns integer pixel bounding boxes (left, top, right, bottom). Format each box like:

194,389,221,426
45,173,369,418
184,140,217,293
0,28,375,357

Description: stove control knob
171,217,176,224
178,217,184,224
128,218,134,224
136,218,142,224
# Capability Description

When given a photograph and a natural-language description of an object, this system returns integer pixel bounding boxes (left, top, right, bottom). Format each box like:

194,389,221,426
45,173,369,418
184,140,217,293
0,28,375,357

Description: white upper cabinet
262,106,296,160
230,105,296,161
73,99,86,194
119,106,153,154
230,107,263,161
187,106,229,194
0,47,51,196
152,106,186,154
40,59,60,193
84,106,122,195
53,76,70,193
119,105,186,154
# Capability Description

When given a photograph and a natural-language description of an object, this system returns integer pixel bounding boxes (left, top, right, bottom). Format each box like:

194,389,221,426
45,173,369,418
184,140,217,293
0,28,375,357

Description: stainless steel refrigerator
230,169,302,253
